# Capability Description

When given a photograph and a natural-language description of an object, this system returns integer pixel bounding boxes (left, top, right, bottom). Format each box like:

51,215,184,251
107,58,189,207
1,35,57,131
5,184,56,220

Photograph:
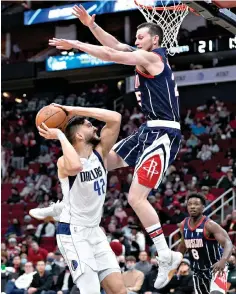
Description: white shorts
56,222,120,283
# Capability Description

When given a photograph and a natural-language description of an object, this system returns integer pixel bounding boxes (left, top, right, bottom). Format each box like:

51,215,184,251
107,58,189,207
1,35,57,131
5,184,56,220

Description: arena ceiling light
2,92,10,98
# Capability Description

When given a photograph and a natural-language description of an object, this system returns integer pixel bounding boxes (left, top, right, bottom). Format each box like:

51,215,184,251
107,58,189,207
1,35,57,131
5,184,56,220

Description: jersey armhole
93,150,106,173
204,220,216,241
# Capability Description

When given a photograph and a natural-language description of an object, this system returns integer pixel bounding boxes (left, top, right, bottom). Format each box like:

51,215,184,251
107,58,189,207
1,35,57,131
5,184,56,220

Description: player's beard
87,135,101,148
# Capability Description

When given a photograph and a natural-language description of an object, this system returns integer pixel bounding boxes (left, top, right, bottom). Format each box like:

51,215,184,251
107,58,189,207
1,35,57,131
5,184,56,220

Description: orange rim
134,0,195,12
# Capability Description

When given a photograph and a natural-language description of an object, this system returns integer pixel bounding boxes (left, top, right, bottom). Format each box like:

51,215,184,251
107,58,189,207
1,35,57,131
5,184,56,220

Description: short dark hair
137,22,163,45
187,193,206,206
126,256,136,262
64,116,85,145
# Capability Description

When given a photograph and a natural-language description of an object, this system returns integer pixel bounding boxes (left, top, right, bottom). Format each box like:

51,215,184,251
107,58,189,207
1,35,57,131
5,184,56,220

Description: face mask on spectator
175,177,180,182
45,264,52,271
180,187,186,192
47,258,54,263
126,264,135,270
21,258,27,265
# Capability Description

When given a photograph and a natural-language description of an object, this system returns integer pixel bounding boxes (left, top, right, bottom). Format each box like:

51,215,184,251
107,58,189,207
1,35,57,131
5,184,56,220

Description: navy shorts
113,122,181,189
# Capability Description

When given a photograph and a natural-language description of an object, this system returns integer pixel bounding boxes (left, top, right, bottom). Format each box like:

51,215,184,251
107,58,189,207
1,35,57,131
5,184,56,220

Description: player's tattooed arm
177,221,187,255
72,4,133,52
206,220,233,275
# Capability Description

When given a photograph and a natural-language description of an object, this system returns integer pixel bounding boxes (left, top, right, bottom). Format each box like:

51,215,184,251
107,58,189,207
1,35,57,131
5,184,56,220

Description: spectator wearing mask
135,251,152,276
28,242,48,265
166,259,194,294
142,257,159,294
5,262,36,294
27,260,53,294
228,254,236,294
122,256,144,294
46,252,61,277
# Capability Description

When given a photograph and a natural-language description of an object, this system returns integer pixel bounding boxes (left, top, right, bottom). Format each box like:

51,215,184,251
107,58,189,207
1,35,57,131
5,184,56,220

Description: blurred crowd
1,86,236,293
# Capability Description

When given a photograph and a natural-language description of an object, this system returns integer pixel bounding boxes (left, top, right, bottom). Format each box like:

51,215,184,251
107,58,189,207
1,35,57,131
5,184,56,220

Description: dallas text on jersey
80,166,103,182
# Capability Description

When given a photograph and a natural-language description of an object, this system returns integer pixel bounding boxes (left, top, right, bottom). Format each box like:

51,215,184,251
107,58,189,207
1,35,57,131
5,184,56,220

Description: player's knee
128,193,144,209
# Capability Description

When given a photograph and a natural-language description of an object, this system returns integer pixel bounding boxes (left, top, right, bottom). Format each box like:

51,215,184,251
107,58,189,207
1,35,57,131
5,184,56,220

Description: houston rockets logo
137,154,162,188
214,272,227,290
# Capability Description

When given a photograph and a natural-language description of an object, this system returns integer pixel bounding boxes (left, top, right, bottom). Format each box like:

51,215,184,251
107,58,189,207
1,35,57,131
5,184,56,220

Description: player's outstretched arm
38,123,82,178
49,39,160,68
177,221,187,255
206,220,233,275
72,5,133,52
52,104,121,159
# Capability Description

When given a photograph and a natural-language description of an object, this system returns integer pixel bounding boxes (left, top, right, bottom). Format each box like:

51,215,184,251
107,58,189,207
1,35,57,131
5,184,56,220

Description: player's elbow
113,112,122,123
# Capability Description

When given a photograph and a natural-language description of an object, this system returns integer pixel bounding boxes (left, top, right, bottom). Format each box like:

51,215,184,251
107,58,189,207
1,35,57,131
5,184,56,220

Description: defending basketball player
35,107,126,294
178,194,233,294
48,5,183,289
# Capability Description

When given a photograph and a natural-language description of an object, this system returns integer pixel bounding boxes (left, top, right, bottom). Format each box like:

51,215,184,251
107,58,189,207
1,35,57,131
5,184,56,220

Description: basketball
35,105,68,131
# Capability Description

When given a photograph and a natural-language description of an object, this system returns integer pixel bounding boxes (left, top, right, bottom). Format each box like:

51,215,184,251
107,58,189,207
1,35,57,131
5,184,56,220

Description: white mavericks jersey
59,150,107,227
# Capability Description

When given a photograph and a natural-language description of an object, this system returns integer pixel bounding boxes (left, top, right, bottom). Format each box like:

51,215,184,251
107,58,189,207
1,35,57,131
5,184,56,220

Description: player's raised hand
48,38,79,50
51,104,75,115
38,123,62,140
72,4,96,27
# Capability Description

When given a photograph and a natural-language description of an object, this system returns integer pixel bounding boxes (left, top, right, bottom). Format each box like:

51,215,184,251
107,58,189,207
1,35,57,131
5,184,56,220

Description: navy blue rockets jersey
183,216,223,272
134,47,180,122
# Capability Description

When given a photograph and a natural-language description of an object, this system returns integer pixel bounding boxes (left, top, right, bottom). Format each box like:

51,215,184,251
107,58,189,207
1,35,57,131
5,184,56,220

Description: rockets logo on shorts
137,154,162,188
214,272,227,290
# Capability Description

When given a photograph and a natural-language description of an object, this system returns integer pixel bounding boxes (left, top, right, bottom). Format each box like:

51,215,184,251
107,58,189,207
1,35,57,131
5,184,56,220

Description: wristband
57,131,66,141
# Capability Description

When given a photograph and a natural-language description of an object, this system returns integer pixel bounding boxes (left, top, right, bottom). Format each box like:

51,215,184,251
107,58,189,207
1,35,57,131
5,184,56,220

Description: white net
135,0,190,56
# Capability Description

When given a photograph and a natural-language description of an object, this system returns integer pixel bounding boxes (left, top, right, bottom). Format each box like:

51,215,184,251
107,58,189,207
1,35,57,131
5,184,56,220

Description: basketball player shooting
36,106,127,294
49,4,183,289
178,194,233,294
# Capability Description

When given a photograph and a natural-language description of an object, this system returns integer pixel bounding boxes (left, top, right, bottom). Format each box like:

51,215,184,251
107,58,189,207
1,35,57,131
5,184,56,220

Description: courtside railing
168,188,235,249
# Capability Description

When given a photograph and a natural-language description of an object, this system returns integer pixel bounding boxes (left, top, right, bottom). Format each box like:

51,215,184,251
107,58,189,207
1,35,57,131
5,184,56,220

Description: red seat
40,237,56,252
162,224,178,237
25,203,38,213
210,188,225,198
15,170,28,179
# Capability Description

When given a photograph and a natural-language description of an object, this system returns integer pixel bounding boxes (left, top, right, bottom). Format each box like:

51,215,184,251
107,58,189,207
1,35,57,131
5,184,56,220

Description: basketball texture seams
35,105,68,131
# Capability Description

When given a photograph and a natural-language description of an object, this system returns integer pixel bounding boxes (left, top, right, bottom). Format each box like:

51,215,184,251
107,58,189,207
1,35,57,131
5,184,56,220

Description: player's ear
75,132,83,141
153,35,159,45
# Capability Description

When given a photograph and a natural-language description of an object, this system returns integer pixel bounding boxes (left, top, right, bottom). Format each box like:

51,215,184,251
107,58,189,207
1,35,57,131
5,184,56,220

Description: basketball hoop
134,0,194,55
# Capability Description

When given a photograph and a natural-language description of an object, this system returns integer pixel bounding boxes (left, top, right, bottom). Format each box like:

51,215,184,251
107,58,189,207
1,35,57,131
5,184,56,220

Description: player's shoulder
57,156,63,167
